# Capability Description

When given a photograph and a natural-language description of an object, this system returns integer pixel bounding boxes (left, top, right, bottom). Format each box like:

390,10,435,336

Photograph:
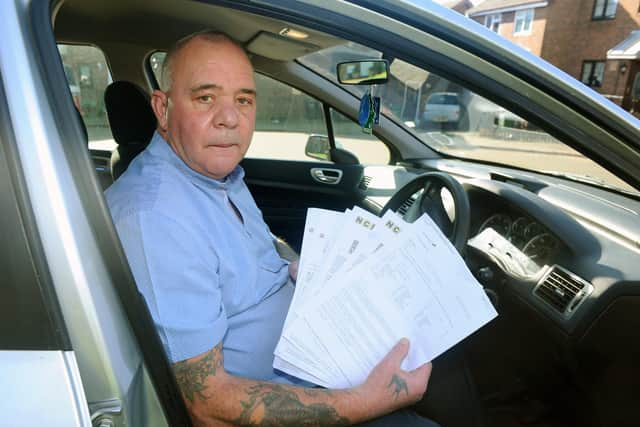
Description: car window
330,109,390,165
247,73,328,161
58,44,114,151
300,42,637,194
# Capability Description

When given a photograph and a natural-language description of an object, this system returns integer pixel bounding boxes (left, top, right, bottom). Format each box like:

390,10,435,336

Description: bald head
160,30,250,92
150,29,256,181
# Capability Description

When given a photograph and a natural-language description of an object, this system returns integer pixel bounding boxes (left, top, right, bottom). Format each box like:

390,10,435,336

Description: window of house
592,0,618,19
581,61,605,87
58,44,114,150
514,9,534,35
484,14,502,33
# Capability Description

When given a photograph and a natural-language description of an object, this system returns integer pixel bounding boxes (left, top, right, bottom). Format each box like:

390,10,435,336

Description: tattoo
303,387,333,398
173,345,223,403
235,384,349,426
388,374,409,400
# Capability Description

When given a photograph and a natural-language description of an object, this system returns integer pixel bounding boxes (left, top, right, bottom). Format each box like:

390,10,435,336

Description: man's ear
151,90,169,132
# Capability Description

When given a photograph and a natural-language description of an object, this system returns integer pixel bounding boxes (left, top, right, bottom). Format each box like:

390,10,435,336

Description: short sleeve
114,211,227,363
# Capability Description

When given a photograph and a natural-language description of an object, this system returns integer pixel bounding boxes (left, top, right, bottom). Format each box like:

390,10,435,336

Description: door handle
310,168,343,185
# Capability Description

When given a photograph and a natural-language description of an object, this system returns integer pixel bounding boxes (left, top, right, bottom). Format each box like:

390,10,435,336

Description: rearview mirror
336,60,389,85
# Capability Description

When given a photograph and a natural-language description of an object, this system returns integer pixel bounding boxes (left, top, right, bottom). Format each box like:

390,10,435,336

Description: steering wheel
380,172,470,254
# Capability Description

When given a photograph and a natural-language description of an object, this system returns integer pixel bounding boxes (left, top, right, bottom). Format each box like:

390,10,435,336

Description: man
106,30,436,426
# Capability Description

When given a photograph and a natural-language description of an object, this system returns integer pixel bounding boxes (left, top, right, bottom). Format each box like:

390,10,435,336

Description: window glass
247,73,328,161
330,109,390,165
581,61,605,87
58,44,114,150
514,9,534,34
299,42,636,194
592,0,617,19
484,14,501,33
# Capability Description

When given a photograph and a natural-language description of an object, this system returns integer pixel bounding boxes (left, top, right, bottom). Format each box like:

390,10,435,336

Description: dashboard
364,162,640,336
350,161,640,424
477,213,558,266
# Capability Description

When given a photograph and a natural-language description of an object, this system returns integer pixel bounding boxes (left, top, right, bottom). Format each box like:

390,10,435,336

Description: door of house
630,70,640,118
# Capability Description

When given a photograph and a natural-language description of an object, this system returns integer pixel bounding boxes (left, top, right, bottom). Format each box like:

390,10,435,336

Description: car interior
49,1,640,426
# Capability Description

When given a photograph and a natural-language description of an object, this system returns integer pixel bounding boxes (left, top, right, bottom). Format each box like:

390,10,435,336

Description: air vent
533,266,593,317
359,175,372,190
397,195,418,216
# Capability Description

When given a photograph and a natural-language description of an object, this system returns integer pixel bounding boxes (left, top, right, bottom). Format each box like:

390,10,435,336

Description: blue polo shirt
105,132,296,383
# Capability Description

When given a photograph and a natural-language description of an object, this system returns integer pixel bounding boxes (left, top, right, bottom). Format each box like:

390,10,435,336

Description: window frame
0,79,71,351
484,13,502,33
513,9,534,36
581,60,606,88
591,0,618,20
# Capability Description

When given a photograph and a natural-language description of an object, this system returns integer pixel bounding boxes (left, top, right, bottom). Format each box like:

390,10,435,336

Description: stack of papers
274,206,497,389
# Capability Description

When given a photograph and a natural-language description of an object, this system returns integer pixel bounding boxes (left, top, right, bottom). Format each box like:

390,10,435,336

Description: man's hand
288,260,299,282
175,339,431,426
355,338,432,417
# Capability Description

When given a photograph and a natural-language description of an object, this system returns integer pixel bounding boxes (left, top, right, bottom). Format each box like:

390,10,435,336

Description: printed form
274,208,497,389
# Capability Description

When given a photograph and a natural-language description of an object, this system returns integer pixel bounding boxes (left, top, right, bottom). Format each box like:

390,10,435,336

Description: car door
0,84,90,425
242,73,391,251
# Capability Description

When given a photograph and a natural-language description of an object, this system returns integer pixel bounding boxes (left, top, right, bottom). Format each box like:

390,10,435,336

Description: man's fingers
383,338,410,366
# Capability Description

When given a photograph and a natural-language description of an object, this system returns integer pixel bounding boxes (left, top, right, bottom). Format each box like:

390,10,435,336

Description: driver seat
104,80,157,181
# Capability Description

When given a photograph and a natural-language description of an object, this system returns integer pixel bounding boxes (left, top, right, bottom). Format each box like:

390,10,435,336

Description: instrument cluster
478,213,558,266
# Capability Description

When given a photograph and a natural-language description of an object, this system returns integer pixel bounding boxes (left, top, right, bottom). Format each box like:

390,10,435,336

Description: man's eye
198,95,213,103
238,97,254,106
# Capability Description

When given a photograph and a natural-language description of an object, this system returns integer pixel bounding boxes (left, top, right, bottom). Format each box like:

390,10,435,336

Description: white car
422,92,461,125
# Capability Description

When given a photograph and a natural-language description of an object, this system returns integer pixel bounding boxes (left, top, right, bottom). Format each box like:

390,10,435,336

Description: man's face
153,37,256,180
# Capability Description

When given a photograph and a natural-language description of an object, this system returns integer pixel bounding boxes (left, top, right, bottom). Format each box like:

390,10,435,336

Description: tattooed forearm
173,345,223,403
387,374,409,400
303,387,334,398
235,384,350,427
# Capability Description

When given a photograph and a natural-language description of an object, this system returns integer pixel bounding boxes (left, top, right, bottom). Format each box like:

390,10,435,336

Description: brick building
435,0,476,14
467,0,640,114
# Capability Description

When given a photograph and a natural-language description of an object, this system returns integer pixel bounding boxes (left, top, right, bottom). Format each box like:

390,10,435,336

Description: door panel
242,158,365,252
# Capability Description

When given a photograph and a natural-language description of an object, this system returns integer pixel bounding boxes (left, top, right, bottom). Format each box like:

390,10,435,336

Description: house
467,0,640,115
434,0,476,14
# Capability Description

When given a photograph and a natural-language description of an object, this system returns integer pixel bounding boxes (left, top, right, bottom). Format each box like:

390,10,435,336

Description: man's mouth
210,143,236,148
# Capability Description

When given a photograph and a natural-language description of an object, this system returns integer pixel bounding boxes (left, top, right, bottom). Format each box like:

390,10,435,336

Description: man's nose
213,98,239,128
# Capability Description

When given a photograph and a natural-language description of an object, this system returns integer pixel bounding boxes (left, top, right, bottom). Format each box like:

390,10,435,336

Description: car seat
104,81,157,180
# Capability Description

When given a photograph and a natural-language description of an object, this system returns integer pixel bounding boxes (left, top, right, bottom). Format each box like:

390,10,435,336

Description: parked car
1,1,639,427
422,92,461,125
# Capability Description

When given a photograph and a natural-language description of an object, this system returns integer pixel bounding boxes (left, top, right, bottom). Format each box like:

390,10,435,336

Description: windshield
300,42,637,195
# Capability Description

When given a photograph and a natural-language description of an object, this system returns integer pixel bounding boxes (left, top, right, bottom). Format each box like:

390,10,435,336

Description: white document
275,207,349,386
296,206,382,311
274,209,498,389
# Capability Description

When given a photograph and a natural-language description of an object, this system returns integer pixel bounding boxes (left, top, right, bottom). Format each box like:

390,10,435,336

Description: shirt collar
147,131,245,190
